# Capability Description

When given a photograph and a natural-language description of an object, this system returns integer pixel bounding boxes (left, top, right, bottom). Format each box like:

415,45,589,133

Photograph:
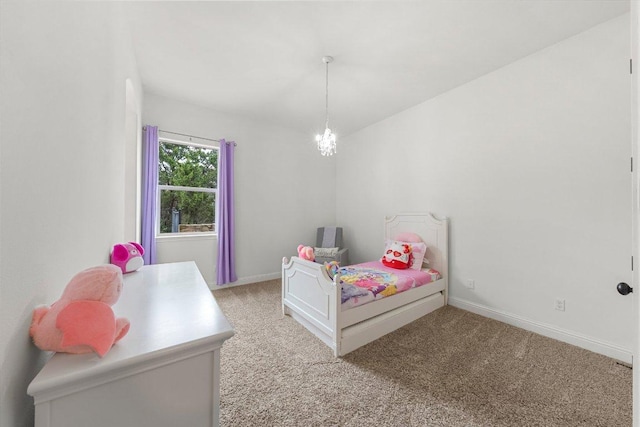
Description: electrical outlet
465,279,475,290
554,298,565,312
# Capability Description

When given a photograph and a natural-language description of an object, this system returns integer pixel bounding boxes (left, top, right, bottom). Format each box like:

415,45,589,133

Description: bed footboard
282,257,341,355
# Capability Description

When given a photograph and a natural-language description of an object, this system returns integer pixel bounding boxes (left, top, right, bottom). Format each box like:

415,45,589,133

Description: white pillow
408,241,427,270
315,247,339,258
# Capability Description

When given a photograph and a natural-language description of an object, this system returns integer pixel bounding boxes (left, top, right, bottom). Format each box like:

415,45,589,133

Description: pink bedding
339,261,441,310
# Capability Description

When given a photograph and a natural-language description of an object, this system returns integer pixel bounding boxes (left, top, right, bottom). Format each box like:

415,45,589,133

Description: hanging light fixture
315,56,336,156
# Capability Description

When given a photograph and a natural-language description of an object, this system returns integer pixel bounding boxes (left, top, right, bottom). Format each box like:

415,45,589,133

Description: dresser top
28,261,234,400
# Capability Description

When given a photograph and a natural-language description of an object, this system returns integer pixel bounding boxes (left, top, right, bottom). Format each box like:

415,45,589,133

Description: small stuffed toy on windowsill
29,264,130,358
110,242,144,274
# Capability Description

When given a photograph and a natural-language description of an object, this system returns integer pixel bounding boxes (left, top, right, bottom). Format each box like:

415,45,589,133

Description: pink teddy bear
297,244,315,262
29,264,130,357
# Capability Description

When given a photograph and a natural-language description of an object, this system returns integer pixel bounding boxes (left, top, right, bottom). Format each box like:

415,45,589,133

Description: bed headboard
384,213,449,279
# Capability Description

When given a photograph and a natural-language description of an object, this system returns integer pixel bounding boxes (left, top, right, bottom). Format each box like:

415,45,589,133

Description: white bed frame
282,213,448,357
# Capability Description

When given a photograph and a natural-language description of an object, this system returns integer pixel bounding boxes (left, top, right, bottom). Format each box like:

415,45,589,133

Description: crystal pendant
315,127,336,156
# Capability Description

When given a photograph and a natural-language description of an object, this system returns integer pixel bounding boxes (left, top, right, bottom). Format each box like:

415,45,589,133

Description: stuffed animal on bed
110,242,144,274
324,261,340,279
29,264,130,358
297,245,315,262
381,241,412,269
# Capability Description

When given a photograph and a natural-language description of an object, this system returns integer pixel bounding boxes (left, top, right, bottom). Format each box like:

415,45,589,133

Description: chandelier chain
325,60,330,129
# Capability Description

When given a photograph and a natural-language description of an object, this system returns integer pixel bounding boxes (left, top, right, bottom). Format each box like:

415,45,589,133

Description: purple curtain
141,125,158,265
216,139,237,285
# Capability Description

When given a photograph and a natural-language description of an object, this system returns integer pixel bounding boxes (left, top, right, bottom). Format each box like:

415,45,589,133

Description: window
158,139,218,235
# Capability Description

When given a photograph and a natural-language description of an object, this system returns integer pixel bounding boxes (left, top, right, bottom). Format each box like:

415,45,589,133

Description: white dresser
27,261,234,427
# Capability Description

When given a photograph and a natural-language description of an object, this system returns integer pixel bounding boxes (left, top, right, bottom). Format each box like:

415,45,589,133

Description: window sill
156,233,217,242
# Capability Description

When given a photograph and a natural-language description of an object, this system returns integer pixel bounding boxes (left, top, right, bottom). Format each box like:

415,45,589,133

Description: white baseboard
209,272,280,290
448,297,633,365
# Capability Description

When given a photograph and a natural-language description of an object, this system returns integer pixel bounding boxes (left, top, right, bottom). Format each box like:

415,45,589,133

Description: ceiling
125,1,629,137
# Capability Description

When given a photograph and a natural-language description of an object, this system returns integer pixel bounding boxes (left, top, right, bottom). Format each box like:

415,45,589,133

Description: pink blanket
339,261,440,310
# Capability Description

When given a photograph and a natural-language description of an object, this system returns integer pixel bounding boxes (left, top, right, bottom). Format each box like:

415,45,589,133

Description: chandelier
315,56,336,156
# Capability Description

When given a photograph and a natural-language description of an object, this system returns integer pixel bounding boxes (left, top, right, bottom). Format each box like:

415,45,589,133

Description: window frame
156,136,219,239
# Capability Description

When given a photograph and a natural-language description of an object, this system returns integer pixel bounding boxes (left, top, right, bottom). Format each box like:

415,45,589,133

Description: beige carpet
214,280,631,426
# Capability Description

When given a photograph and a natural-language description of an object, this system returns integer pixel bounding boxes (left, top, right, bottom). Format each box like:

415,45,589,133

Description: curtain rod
143,127,236,145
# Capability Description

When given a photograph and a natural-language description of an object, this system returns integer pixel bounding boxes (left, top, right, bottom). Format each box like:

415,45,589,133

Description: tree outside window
158,141,218,234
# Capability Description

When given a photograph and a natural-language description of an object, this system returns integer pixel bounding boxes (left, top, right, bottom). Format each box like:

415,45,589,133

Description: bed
282,213,448,357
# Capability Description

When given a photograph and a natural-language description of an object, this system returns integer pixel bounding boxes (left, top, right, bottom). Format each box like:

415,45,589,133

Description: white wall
0,3,143,426
124,79,142,242
337,15,632,361
143,93,336,286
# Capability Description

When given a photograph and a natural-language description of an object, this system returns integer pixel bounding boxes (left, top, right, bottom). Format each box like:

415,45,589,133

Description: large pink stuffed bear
29,265,130,357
